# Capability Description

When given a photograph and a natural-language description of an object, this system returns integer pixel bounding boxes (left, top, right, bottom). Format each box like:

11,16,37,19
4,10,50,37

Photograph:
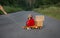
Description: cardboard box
35,15,44,27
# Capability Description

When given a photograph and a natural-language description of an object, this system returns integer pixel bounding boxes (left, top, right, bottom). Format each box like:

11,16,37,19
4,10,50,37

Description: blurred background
0,0,60,19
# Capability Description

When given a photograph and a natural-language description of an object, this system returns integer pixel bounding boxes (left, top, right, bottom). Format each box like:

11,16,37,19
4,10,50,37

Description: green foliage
3,6,22,13
0,0,60,9
33,6,60,19
0,6,23,15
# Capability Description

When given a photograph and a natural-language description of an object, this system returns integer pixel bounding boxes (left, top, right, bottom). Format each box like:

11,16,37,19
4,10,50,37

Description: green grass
33,6,60,20
0,6,23,15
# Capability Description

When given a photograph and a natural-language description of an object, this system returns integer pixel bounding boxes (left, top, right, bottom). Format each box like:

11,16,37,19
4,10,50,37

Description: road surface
0,11,60,38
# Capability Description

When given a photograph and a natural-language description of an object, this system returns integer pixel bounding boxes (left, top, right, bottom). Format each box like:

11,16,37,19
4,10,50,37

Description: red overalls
26,17,35,27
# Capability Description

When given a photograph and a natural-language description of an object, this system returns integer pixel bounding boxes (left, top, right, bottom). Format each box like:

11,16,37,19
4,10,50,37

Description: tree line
0,0,60,10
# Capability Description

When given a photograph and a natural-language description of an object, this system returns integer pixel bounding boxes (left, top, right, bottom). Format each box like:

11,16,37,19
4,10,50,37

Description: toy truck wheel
38,26,43,29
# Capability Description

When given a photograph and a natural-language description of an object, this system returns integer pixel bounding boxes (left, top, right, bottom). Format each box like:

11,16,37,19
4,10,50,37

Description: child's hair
28,17,33,19
28,14,33,19
28,14,32,17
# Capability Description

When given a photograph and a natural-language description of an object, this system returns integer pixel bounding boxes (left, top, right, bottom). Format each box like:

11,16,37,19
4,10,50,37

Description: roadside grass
0,6,23,15
33,6,60,20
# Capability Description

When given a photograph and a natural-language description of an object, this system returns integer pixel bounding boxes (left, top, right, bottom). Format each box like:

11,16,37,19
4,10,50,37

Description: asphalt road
0,11,60,38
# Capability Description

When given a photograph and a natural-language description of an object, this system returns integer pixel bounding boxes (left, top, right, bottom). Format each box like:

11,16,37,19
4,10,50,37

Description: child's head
28,14,33,20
